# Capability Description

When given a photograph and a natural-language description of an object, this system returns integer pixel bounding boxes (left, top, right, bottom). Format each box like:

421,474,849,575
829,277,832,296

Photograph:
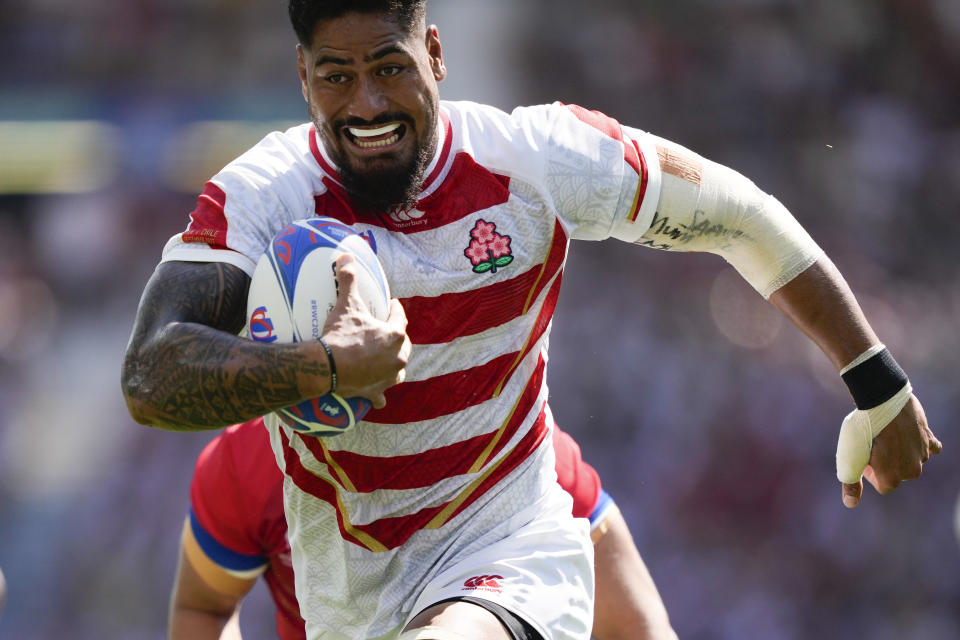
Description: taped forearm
637,137,823,298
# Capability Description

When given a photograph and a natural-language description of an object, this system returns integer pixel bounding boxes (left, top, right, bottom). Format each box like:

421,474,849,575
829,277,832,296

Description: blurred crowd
0,1,957,638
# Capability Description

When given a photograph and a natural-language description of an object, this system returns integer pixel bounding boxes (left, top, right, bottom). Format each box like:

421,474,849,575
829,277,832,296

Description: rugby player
123,2,940,637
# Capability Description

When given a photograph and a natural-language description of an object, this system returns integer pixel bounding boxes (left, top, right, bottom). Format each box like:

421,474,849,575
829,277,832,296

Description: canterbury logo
389,207,427,223
462,574,504,592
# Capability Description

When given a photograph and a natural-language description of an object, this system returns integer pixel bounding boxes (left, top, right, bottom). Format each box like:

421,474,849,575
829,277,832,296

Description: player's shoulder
227,122,313,169
552,426,585,475
442,99,625,161
213,122,320,190
190,418,287,559
220,417,273,451
195,418,281,491
552,426,603,520
440,100,578,182
442,99,571,134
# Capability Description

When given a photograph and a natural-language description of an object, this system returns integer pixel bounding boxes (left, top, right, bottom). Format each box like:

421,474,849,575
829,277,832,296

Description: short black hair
288,0,427,47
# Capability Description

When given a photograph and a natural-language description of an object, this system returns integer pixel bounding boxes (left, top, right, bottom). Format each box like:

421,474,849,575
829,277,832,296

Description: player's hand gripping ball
246,217,391,436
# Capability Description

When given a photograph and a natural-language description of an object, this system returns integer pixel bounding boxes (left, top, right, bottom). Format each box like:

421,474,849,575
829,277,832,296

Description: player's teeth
349,123,401,137
354,134,400,148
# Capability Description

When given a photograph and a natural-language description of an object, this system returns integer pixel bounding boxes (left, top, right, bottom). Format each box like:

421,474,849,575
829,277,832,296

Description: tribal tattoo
122,261,328,430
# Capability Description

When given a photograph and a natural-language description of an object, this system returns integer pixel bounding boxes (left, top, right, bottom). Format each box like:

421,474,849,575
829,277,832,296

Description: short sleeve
552,426,602,520
161,124,320,275
514,103,662,243
189,420,282,576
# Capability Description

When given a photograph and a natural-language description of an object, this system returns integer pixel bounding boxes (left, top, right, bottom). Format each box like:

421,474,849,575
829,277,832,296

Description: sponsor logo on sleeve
461,574,504,593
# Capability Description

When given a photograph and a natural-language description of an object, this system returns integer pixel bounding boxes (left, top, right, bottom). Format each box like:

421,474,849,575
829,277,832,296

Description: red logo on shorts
462,574,504,593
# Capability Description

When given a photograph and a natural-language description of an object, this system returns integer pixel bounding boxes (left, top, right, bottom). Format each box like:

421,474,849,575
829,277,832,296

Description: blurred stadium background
1,0,958,638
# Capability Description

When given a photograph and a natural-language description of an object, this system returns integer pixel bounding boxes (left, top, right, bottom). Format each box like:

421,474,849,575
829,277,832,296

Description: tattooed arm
121,261,331,430
121,257,410,431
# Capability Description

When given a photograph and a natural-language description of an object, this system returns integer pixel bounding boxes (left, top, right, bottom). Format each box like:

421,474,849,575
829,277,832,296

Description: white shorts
405,483,595,640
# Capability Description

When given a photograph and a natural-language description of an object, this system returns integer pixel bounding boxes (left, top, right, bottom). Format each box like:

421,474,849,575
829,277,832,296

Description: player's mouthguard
348,123,402,138
346,122,405,149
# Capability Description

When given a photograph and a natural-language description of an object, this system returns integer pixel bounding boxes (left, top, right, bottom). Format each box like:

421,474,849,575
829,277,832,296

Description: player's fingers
385,304,411,372
334,251,355,272
333,253,359,298
842,479,863,509
369,392,388,409
863,465,880,492
392,337,411,389
928,429,943,455
386,298,408,328
869,463,903,494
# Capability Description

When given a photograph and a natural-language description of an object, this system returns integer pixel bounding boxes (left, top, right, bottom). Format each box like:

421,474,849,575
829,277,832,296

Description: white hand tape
836,382,912,484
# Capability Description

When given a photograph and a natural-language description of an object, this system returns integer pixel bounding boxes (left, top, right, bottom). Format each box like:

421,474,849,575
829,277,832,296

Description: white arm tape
835,381,912,484
637,136,824,298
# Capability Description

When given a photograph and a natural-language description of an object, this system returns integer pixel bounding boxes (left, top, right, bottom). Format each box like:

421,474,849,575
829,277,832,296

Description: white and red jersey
186,419,614,640
163,100,661,638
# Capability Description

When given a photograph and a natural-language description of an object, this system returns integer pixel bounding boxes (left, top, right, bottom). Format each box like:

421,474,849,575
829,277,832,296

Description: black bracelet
317,337,337,394
841,347,908,410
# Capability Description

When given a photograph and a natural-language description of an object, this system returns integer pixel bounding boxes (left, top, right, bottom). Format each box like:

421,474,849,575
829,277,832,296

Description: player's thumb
836,409,872,507
841,480,863,509
333,253,366,310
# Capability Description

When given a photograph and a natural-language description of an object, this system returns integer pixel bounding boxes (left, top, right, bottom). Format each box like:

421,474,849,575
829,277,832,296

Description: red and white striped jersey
162,100,662,639
184,419,613,640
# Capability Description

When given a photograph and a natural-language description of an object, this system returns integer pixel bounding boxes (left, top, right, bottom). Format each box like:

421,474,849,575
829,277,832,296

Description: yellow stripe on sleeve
180,518,264,597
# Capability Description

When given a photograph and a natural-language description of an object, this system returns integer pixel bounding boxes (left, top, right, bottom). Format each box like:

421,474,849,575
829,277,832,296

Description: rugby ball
246,217,390,436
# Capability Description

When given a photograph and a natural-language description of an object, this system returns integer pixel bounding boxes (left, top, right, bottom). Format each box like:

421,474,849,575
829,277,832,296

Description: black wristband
317,337,337,394
840,348,908,410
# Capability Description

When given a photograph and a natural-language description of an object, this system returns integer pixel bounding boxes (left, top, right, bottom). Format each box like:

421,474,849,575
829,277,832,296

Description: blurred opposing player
169,420,676,640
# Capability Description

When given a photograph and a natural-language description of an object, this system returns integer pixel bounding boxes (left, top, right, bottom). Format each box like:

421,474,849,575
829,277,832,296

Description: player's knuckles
925,427,943,453
389,297,407,316
384,327,409,357
387,299,409,327
396,334,411,361
877,480,900,495
875,468,903,493
901,458,923,480
399,335,412,360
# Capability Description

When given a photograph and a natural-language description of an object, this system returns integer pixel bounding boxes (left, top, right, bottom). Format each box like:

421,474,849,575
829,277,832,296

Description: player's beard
319,109,436,214
339,138,431,214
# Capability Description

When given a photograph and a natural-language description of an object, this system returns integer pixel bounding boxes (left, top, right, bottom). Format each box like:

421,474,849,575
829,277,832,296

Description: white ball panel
291,247,341,341
246,254,296,344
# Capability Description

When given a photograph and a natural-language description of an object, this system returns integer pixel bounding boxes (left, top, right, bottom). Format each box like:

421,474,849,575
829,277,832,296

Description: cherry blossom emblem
464,219,514,274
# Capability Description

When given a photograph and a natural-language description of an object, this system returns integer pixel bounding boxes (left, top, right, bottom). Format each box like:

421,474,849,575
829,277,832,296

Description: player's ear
425,25,446,81
297,44,310,101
